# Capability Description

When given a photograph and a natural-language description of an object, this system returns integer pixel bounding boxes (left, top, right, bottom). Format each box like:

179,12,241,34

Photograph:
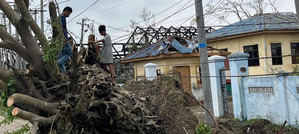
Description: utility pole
195,0,215,126
78,18,86,50
295,0,299,19
91,23,95,34
40,0,44,32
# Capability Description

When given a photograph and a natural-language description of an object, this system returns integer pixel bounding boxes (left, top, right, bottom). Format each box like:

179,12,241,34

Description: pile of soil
122,77,200,134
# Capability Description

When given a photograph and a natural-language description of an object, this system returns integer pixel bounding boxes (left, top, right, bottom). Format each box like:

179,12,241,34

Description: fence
0,48,26,70
242,75,299,125
209,52,299,126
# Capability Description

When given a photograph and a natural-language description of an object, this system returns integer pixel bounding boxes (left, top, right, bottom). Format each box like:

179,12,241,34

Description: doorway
173,66,191,94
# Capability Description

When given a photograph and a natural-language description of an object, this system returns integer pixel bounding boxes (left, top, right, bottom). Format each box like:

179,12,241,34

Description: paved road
0,116,32,133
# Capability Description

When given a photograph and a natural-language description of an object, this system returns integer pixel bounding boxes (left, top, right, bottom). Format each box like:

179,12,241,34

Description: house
121,36,229,94
206,12,299,75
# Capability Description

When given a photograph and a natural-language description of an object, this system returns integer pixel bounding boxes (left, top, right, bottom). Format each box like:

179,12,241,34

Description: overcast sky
26,0,296,43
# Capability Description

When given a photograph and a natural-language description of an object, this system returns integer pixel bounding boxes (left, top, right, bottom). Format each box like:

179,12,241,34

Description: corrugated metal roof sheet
124,39,193,60
206,12,299,40
171,39,193,54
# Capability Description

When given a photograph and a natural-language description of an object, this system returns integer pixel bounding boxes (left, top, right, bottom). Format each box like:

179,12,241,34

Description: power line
118,0,185,29
122,72,299,79
127,54,299,68
261,52,299,100
68,0,102,23
59,0,71,4
177,14,195,27
94,21,130,33
98,0,130,13
151,2,195,26
112,33,131,42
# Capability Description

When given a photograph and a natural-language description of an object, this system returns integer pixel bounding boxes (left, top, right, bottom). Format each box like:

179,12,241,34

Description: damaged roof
206,12,299,40
123,37,194,61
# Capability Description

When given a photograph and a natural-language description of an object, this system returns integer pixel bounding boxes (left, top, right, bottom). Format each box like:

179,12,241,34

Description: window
291,43,299,64
271,43,283,65
243,45,260,66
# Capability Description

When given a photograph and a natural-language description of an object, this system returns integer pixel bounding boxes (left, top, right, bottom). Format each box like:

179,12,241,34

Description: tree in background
202,0,279,25
128,7,155,53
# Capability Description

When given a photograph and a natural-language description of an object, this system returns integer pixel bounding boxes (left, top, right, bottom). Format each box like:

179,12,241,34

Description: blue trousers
57,43,72,74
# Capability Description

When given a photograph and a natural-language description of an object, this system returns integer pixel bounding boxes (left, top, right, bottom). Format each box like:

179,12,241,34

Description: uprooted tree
0,0,162,133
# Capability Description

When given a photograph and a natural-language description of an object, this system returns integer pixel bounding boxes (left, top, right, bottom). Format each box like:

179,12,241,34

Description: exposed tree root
5,65,161,134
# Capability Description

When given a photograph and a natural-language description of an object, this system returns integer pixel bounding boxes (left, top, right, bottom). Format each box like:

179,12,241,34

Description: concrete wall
227,52,299,125
242,76,299,125
208,33,299,75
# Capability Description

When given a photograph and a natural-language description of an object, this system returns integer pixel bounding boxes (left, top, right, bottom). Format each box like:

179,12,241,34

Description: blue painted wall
242,76,299,125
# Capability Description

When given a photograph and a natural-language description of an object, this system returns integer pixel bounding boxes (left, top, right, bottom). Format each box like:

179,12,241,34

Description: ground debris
217,118,299,134
123,77,200,134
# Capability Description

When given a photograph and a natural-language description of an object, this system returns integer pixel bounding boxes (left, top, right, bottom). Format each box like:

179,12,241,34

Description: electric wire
68,0,102,23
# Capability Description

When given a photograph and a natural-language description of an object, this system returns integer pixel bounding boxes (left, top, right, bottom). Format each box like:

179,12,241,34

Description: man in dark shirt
85,34,100,65
61,7,72,39
57,6,73,74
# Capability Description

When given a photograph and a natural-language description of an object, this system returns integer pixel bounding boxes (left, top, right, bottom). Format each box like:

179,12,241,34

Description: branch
0,42,31,62
14,0,48,47
0,25,18,42
7,93,59,115
12,107,56,125
0,0,21,25
268,0,279,13
230,1,243,21
0,69,14,83
0,26,31,61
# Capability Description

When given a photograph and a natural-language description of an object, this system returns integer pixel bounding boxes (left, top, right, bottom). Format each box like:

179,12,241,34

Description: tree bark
0,79,6,90
49,2,60,39
7,93,59,115
15,0,48,47
12,107,56,125
0,68,14,82
0,0,49,80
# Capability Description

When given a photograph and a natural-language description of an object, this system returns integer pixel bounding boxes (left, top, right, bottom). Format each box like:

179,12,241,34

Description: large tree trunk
0,0,48,80
15,21,48,80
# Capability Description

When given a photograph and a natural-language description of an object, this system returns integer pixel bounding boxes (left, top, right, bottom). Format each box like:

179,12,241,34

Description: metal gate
220,68,233,116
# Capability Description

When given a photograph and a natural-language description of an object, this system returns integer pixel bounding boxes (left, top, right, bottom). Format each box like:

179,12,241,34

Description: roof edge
207,30,299,43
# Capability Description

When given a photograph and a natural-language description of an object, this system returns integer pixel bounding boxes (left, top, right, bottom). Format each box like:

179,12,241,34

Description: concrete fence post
228,52,249,120
208,55,226,117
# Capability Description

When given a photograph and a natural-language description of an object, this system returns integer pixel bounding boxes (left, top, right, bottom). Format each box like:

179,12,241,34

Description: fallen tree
0,0,162,133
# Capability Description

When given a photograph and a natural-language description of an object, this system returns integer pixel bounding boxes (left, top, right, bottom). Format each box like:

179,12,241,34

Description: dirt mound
123,77,200,134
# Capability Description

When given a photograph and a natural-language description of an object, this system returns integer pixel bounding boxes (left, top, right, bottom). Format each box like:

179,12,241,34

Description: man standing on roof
57,6,73,74
97,25,115,83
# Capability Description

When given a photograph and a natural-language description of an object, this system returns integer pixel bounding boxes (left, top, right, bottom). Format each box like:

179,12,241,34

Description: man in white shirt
97,25,115,83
